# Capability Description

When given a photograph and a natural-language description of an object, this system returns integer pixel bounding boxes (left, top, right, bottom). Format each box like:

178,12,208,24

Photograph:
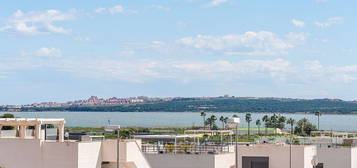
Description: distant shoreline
2,97,357,114
1,111,357,115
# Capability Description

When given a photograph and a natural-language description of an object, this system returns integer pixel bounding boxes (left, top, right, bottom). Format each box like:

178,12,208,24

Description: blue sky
0,0,356,104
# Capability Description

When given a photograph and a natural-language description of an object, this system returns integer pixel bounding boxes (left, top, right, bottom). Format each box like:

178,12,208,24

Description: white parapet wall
0,139,43,168
0,139,150,168
144,144,317,168
317,147,357,168
96,139,151,168
145,153,235,168
237,144,317,168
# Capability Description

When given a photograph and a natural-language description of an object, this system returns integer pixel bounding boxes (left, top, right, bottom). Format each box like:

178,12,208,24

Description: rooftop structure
144,144,319,168
184,130,234,135
132,134,202,140
0,118,65,141
0,118,151,168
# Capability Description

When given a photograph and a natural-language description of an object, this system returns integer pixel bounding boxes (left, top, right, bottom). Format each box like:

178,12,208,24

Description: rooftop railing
142,143,233,154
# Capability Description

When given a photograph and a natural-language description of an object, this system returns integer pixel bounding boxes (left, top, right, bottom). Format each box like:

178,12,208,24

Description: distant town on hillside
2,95,357,114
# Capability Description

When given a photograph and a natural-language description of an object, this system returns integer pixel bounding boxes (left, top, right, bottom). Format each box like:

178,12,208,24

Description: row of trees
200,112,233,130
200,111,322,136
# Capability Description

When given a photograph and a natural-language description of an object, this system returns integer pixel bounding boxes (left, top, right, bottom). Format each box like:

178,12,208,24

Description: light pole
105,125,121,168
117,128,120,168
227,117,240,168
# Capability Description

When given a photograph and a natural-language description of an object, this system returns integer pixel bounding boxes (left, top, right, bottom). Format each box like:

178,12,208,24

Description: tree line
12,98,357,113
199,111,321,136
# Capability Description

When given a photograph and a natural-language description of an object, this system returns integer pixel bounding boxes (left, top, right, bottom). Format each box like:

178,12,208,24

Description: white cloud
94,5,136,15
0,9,75,35
291,19,305,27
285,32,307,45
150,5,171,11
315,0,329,3
36,47,62,57
3,56,357,86
315,17,344,28
208,0,229,6
175,31,302,56
20,47,62,58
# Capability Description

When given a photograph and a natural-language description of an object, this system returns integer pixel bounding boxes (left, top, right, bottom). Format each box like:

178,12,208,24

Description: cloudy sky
0,0,356,104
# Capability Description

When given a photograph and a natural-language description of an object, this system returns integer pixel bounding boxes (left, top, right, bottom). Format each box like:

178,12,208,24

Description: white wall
145,154,216,168
42,141,79,168
351,147,357,168
78,142,102,168
237,145,316,168
0,139,42,168
0,138,151,168
214,153,235,168
101,140,128,163
126,141,151,168
102,140,151,168
317,147,356,168
145,145,316,168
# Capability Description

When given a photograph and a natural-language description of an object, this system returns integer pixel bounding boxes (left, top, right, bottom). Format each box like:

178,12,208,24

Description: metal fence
142,144,232,154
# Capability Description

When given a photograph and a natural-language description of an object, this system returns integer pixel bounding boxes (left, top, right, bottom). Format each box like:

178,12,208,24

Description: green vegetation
294,118,317,135
6,97,357,113
0,113,15,118
245,113,252,136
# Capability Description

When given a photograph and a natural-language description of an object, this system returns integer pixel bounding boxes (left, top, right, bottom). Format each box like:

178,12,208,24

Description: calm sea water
0,112,355,131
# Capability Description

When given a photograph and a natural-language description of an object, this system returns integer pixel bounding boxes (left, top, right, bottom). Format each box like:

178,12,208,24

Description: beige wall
101,140,128,163
0,139,42,168
145,145,316,168
145,153,234,168
42,141,79,168
317,147,357,168
238,145,316,168
145,154,216,168
0,139,150,168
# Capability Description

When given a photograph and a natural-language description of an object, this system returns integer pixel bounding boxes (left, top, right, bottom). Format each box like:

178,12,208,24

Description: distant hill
6,97,357,114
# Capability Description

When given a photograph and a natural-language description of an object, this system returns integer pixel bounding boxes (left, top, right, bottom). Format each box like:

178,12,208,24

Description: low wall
317,147,357,168
145,153,235,168
0,139,42,168
237,145,316,168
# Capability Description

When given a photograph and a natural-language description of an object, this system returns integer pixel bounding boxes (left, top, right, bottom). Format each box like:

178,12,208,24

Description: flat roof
0,118,65,125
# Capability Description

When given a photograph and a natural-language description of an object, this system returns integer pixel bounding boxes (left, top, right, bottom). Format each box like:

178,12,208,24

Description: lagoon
0,112,355,131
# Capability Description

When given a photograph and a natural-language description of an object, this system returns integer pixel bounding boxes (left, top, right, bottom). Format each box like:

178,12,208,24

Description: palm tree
286,118,295,168
232,114,239,118
256,119,261,135
314,111,322,131
205,115,217,130
286,118,295,135
245,113,252,136
262,115,269,134
219,116,225,129
278,116,286,130
270,114,279,129
223,117,229,129
200,112,207,129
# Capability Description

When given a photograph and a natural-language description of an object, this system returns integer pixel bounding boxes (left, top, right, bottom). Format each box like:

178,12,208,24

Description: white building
144,143,318,168
0,118,151,168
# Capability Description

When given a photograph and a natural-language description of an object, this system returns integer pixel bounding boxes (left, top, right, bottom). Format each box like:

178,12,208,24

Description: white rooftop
0,118,65,125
